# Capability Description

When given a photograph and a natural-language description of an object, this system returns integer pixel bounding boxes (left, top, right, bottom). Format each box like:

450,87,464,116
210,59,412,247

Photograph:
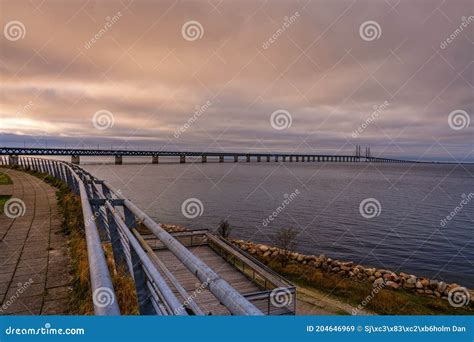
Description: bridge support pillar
312,156,315,162
266,156,270,162
296,156,299,162
202,155,207,163
275,155,278,162
219,155,224,163
289,156,293,162
71,155,80,164
152,155,159,164
283,156,286,162
257,156,261,162
180,155,186,163
234,156,238,162
246,155,250,162
8,155,19,166
115,155,122,165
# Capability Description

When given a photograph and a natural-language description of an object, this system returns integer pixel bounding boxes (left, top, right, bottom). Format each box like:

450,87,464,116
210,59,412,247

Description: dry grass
266,260,473,315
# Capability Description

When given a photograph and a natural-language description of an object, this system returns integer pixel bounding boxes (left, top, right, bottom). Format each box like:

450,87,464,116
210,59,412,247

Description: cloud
0,0,472,161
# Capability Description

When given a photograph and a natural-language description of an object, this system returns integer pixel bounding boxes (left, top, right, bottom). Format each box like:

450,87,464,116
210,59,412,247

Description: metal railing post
102,186,127,269
123,207,155,315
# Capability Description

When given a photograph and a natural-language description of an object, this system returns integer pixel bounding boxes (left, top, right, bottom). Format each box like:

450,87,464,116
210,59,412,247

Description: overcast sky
1,0,473,161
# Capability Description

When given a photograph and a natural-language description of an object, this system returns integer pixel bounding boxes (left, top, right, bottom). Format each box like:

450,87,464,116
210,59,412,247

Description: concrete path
0,168,71,315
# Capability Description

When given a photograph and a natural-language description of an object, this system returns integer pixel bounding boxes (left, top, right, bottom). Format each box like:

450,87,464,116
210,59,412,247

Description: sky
0,0,473,161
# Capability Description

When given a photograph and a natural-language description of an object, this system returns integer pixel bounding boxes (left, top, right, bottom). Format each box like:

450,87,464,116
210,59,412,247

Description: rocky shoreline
231,240,473,307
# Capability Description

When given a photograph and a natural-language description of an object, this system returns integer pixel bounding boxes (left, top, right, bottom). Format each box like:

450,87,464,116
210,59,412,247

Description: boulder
374,271,382,278
415,281,423,289
406,277,417,285
366,268,375,276
373,278,385,287
386,281,399,289
437,282,447,293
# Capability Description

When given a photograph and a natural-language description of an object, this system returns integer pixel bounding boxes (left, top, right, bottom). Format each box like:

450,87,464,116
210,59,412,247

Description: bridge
1,146,411,165
0,156,296,316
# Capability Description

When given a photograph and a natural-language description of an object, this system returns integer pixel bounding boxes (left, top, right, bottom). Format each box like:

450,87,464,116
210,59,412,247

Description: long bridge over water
1,146,410,165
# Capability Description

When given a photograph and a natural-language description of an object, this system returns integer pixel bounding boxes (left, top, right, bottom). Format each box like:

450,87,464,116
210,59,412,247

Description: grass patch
0,194,12,215
11,166,139,315
0,172,12,185
266,260,473,315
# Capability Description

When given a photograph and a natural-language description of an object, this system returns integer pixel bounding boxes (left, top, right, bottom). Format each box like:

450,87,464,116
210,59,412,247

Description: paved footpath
0,168,72,315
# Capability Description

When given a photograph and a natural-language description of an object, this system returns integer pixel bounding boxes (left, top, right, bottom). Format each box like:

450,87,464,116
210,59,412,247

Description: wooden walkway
0,168,71,315
155,246,262,315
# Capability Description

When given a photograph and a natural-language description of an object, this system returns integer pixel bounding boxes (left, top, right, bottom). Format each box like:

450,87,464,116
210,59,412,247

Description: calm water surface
82,159,474,287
